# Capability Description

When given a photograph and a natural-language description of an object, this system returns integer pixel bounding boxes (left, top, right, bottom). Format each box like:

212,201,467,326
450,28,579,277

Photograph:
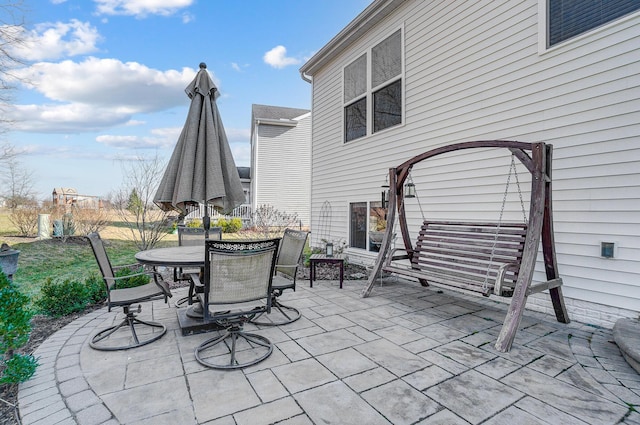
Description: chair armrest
150,271,172,298
275,264,298,273
112,263,141,272
494,262,520,296
189,273,202,287
107,270,172,299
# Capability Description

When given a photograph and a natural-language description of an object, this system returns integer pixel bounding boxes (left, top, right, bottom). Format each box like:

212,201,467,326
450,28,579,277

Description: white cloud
9,58,204,133
10,103,132,133
94,0,194,17
97,126,181,149
181,12,194,23
11,20,102,61
225,127,251,144
96,134,138,148
230,142,250,167
231,62,249,73
263,45,301,69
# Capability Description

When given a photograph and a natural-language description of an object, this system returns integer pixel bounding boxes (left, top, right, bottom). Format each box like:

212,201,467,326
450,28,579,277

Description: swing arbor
363,141,570,352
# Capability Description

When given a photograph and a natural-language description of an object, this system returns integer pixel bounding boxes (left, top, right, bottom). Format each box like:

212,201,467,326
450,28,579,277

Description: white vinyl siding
307,0,640,316
254,115,311,226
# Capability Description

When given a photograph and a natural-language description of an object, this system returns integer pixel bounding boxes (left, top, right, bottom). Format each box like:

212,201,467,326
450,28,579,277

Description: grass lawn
1,208,178,304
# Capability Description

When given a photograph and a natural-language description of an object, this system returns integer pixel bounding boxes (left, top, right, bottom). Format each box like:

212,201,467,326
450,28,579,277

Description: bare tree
7,198,37,236
112,155,171,250
2,155,36,208
71,205,110,236
0,1,27,133
246,204,300,239
0,2,31,210
0,142,16,162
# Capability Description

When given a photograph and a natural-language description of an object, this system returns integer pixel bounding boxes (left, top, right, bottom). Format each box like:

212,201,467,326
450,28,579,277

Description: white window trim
538,0,640,55
342,25,406,143
348,199,388,253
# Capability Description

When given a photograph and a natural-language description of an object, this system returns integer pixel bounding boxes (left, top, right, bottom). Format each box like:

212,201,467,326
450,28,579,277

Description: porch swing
362,141,570,352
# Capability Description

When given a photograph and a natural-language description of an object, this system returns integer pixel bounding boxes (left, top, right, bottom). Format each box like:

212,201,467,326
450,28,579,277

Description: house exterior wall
253,114,312,226
305,0,640,325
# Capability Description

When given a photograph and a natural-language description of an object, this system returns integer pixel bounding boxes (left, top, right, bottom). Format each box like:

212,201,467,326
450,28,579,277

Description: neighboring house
237,166,251,205
299,0,640,326
250,104,312,227
52,188,102,209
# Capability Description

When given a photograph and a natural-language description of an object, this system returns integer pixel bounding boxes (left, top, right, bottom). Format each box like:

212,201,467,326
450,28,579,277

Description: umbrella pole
203,201,210,239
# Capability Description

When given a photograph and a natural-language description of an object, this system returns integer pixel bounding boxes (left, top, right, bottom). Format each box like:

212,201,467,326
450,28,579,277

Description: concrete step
613,317,640,374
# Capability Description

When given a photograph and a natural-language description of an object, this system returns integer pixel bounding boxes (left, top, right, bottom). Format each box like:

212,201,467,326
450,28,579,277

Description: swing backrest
411,220,528,296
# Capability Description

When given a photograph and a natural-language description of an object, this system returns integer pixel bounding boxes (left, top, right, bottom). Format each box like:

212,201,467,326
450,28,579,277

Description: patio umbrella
155,63,245,237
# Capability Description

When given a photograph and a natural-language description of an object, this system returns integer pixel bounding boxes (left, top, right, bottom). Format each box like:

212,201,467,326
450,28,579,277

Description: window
344,29,403,142
349,201,388,252
548,0,640,47
350,202,367,249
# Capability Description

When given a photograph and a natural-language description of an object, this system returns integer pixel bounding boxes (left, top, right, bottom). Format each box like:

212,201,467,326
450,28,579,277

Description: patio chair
173,225,222,307
252,228,309,326
192,238,279,369
87,232,172,351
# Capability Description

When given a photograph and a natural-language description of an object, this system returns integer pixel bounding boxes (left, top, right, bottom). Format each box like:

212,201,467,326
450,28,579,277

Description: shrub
36,278,89,317
221,217,242,233
251,205,300,238
35,268,147,317
84,274,107,304
112,266,150,289
216,217,243,233
0,269,37,384
186,219,202,228
8,202,39,237
72,206,110,236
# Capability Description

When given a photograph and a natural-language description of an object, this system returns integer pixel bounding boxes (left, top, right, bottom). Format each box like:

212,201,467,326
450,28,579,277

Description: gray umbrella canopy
154,63,245,218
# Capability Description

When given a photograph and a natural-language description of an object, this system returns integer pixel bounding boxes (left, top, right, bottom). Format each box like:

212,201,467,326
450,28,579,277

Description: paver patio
18,276,640,424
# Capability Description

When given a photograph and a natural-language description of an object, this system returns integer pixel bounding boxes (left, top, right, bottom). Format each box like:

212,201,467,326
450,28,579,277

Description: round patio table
136,245,206,320
135,245,204,268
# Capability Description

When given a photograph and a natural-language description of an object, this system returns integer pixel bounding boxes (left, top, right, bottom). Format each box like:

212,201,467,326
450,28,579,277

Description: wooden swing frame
362,140,570,352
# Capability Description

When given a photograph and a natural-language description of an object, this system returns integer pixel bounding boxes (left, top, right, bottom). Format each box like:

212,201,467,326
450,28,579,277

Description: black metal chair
173,225,222,307
191,238,279,369
87,232,172,351
252,229,309,326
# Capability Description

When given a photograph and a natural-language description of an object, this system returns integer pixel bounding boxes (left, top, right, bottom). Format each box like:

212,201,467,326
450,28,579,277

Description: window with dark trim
548,0,640,47
349,202,367,249
343,28,403,142
349,201,388,252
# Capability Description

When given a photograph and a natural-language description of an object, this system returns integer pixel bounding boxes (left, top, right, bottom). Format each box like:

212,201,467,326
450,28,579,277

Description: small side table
309,253,345,289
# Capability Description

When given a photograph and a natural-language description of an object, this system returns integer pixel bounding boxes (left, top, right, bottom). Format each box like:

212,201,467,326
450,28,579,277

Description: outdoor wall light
381,181,390,209
601,241,615,258
325,242,334,257
404,182,416,198
381,190,389,208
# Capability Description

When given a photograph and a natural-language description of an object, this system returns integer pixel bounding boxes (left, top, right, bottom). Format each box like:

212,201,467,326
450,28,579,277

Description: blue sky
4,0,372,199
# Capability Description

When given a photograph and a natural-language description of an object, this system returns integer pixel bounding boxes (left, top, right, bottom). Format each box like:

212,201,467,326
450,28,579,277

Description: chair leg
195,326,273,369
252,296,301,326
90,306,167,351
174,278,197,307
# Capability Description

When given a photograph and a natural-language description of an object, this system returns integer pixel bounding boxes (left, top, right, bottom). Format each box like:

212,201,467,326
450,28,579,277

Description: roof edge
300,0,405,78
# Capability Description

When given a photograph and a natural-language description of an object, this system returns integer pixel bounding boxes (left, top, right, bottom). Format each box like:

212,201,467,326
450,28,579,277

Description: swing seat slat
383,220,528,297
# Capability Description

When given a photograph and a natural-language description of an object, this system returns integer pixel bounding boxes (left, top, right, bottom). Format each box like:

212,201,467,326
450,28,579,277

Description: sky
2,0,373,200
